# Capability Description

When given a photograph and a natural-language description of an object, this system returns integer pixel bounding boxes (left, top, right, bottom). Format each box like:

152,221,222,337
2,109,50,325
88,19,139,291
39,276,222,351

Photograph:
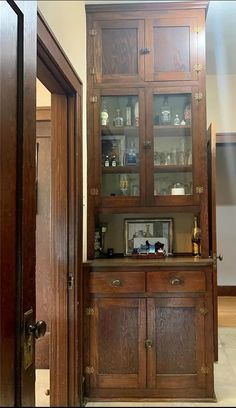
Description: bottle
126,141,137,165
134,101,139,126
113,108,124,127
174,114,180,125
111,152,118,167
192,216,201,257
100,101,109,126
160,96,171,125
125,97,132,126
104,154,110,167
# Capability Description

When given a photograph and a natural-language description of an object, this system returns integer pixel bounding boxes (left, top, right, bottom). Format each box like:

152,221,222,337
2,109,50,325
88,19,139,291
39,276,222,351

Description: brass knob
110,279,122,287
140,47,151,55
144,140,151,149
170,277,183,286
28,320,47,339
144,339,153,348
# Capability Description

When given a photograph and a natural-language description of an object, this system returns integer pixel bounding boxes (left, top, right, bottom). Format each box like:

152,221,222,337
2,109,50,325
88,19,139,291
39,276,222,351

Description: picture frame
101,134,126,166
124,218,173,256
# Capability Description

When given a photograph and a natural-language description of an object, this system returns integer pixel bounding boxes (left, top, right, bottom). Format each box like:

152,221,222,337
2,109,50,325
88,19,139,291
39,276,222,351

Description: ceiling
85,0,236,75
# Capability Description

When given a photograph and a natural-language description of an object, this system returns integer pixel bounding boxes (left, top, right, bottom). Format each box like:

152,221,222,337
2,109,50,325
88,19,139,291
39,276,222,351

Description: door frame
37,10,83,407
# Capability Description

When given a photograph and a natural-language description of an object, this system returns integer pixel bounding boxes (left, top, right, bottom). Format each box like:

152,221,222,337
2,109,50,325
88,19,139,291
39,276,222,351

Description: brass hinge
194,92,203,102
194,25,202,34
88,29,97,36
89,96,98,103
90,187,99,196
90,67,96,75
67,274,74,290
196,186,204,194
86,307,94,316
199,307,208,316
194,64,203,73
201,365,209,375
85,366,94,375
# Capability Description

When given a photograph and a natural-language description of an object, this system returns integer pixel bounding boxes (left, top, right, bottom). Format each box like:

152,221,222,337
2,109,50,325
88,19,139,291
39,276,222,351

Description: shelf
154,165,192,173
101,126,139,136
102,165,140,174
154,125,191,137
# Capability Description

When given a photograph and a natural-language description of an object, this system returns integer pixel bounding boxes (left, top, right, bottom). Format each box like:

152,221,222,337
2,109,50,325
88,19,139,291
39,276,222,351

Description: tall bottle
160,96,171,125
125,96,132,126
192,216,201,257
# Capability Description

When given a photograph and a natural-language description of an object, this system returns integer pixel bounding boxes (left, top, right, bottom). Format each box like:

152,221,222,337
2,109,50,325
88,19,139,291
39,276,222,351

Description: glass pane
101,95,140,197
153,93,192,196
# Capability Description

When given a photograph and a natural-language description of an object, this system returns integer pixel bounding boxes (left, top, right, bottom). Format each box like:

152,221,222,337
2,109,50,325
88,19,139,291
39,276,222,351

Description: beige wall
36,79,51,107
37,0,87,260
206,74,236,132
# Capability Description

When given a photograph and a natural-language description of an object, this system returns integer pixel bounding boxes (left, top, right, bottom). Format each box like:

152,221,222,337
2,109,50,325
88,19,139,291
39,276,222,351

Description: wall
37,0,87,260
37,79,51,107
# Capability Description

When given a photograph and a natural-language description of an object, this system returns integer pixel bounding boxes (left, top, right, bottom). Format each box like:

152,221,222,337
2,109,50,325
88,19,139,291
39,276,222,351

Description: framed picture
101,134,126,166
124,218,173,255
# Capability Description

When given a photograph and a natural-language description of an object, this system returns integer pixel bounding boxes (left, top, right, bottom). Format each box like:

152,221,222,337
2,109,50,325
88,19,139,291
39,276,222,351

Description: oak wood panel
36,107,51,121
147,270,206,293
90,272,145,293
216,132,236,144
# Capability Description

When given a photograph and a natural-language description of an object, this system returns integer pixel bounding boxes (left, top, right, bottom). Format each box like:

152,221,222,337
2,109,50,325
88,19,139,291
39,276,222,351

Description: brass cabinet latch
85,366,95,375
196,186,204,194
90,187,99,196
194,64,203,73
201,365,209,375
199,307,208,316
89,96,98,103
194,92,203,102
144,339,153,349
140,47,151,55
88,29,97,36
194,25,202,34
86,307,94,316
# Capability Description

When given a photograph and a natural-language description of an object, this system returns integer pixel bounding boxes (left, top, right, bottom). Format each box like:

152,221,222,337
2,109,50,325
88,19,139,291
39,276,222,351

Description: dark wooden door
145,11,200,82
93,19,145,83
147,297,209,397
207,122,218,361
88,297,146,396
0,1,37,406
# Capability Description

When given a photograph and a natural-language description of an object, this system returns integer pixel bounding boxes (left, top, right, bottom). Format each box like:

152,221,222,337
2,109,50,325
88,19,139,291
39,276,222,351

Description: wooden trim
37,10,83,408
36,107,51,121
86,2,209,13
216,132,236,144
218,286,236,296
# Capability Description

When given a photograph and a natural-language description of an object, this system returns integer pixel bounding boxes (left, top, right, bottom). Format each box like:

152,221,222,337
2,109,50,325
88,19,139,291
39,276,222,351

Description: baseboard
218,286,236,296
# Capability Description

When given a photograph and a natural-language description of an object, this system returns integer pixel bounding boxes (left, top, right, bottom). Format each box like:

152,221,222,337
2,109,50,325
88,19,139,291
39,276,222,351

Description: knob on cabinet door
28,320,47,339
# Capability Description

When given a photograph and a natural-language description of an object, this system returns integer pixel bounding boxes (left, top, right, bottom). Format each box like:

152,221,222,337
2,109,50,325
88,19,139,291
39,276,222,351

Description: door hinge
194,92,203,102
90,67,96,75
85,366,95,375
194,25,202,34
89,96,98,103
196,186,204,194
89,29,97,36
201,365,209,375
86,307,94,316
67,274,74,290
90,187,99,196
199,307,208,316
194,64,203,73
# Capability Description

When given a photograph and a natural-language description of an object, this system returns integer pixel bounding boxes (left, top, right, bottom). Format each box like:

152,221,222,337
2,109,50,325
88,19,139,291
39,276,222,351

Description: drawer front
147,270,206,293
90,272,145,293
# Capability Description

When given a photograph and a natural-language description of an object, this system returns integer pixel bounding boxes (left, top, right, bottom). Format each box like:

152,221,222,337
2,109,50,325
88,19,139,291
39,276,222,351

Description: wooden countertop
84,256,213,268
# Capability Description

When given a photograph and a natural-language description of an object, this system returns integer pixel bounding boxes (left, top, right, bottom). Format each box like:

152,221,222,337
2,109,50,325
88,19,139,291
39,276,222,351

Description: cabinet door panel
94,20,145,83
147,297,207,391
89,298,146,390
145,15,198,81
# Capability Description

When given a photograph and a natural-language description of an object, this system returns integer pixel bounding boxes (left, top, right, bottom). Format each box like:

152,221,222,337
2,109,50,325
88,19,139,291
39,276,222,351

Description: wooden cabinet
85,260,215,400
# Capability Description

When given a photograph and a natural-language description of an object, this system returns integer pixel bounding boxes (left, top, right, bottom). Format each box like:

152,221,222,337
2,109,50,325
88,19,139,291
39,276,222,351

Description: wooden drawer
89,271,145,293
147,270,206,293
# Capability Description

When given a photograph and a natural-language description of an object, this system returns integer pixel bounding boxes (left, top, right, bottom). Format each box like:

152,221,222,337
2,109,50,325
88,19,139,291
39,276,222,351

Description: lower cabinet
85,265,215,400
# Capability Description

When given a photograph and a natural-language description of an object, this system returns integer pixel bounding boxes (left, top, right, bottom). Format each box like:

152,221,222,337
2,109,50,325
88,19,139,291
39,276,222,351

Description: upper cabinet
89,8,205,84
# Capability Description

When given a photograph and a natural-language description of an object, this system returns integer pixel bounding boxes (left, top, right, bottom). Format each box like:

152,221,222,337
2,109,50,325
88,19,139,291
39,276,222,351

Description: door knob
28,320,47,339
217,254,223,261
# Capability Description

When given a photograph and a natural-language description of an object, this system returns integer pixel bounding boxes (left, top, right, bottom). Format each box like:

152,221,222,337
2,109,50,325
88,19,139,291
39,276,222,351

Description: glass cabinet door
100,95,141,200
153,93,193,198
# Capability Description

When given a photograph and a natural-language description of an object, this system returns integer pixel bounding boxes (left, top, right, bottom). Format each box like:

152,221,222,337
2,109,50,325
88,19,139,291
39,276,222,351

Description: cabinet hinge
194,64,203,73
90,187,99,196
194,92,203,102
196,186,204,194
88,29,97,36
201,365,209,375
86,307,94,316
213,253,217,270
89,96,98,103
90,67,96,75
85,366,95,375
67,274,74,290
199,307,208,316
194,25,202,34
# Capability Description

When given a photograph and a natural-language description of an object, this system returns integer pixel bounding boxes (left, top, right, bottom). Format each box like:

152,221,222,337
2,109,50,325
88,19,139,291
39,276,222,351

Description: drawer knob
170,277,183,286
110,279,122,287
144,339,153,349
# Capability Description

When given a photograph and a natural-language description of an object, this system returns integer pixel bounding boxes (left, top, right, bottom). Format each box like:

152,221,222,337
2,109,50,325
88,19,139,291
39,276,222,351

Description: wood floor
218,296,236,327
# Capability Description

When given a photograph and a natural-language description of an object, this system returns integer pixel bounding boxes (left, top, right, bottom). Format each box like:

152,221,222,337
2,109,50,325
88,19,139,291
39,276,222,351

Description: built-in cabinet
85,1,215,402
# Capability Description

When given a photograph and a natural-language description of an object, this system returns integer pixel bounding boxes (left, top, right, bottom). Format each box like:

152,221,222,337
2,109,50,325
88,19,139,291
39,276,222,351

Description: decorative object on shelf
119,174,129,195
113,108,124,127
160,96,171,125
192,215,201,257
100,101,109,126
171,182,185,195
124,218,173,255
126,141,137,165
132,240,166,256
102,135,125,166
104,154,110,167
174,114,180,125
125,96,132,126
134,101,139,126
183,103,191,125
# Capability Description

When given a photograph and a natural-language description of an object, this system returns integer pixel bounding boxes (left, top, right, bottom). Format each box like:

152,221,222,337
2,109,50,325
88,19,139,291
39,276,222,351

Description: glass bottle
160,96,171,125
100,101,109,126
134,101,139,126
104,154,110,167
111,152,118,167
125,97,132,126
113,109,124,127
192,216,201,257
174,114,180,125
126,141,137,165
